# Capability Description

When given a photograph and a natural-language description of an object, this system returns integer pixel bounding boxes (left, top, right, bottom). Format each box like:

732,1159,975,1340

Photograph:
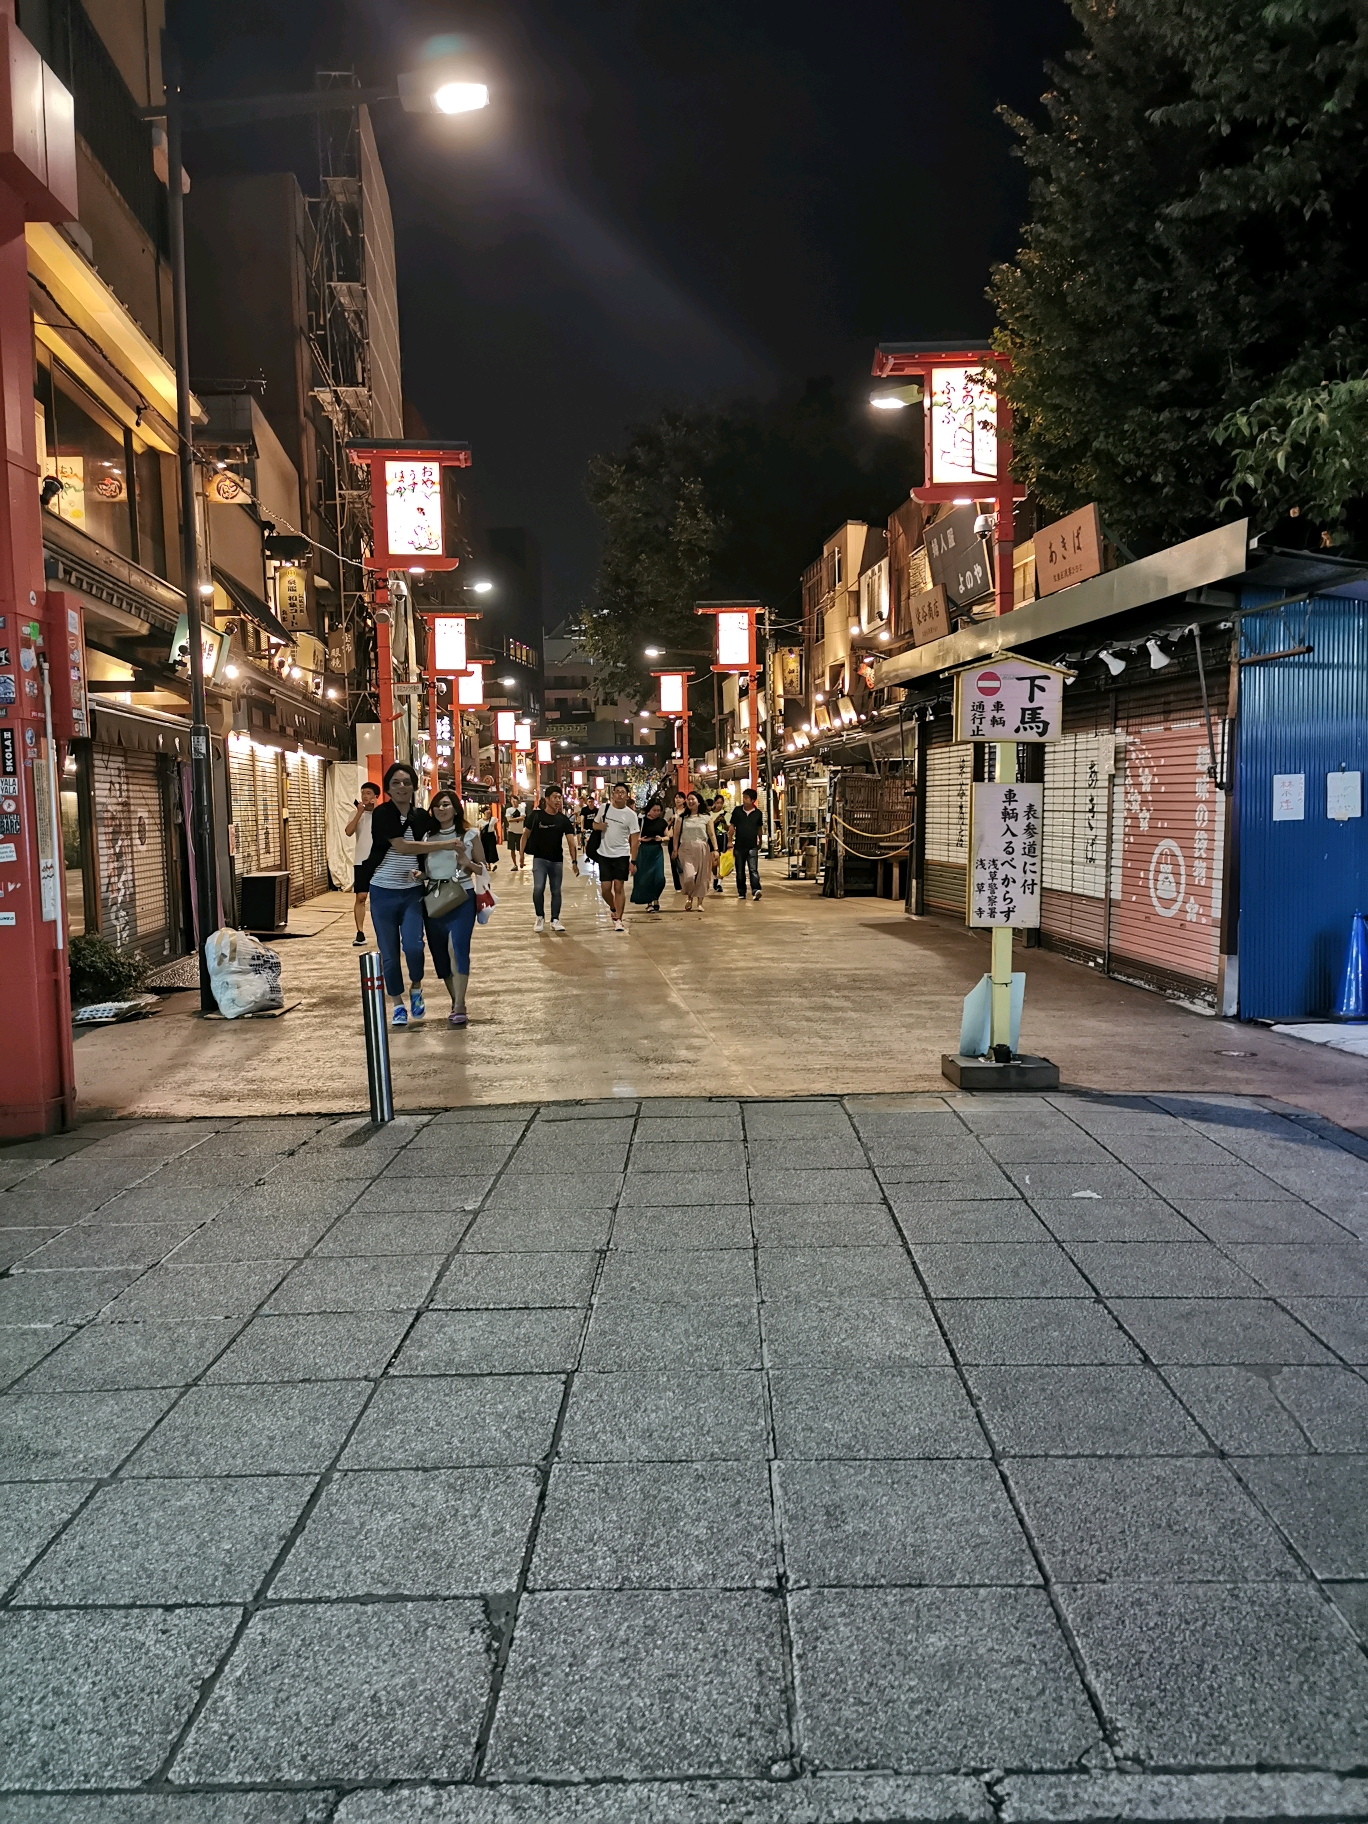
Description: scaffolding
305,74,381,734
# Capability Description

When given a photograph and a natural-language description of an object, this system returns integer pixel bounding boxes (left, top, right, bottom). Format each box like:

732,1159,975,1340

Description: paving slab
263,1255,444,1313
1164,1365,1368,1454
0,1605,239,1787
610,1204,754,1250
912,1242,1091,1298
339,1375,564,1469
530,1460,775,1590
761,1295,949,1367
391,1308,583,1375
768,1366,987,1460
175,1600,492,1784
484,1589,788,1779
756,1246,922,1298
431,1251,599,1307
1107,1297,1336,1364
752,1204,900,1247
967,1366,1208,1456
271,1466,540,1597
935,1299,1141,1366
0,1480,95,1591
123,1381,371,1476
1063,1241,1265,1297
1058,1581,1368,1768
203,1311,412,1382
1006,1457,1303,1583
779,1458,1037,1588
0,1269,137,1325
596,1248,755,1302
791,1586,1100,1772
582,1297,761,1370
1235,1455,1368,1578
13,1475,313,1605
1284,1297,1368,1362
0,1388,176,1478
12,1319,242,1391
558,1371,768,1461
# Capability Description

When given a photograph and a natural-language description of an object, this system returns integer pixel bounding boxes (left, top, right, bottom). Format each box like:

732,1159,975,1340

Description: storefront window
36,358,136,561
134,445,166,576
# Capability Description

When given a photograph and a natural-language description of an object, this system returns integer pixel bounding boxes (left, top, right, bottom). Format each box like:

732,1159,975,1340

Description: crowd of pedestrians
348,767,768,1025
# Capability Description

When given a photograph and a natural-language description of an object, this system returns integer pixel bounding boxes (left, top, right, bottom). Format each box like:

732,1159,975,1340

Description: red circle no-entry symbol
975,670,1002,696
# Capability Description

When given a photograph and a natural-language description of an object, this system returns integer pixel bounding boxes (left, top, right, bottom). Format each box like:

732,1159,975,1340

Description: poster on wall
969,782,1042,927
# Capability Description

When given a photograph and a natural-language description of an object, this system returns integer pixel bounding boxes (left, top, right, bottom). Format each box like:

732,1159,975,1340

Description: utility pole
162,34,221,1013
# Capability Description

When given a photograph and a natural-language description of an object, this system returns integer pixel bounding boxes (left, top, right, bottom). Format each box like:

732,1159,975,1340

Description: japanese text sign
925,506,994,608
928,365,998,487
970,783,1042,928
384,461,443,557
1035,504,1103,597
954,658,1064,744
908,584,950,647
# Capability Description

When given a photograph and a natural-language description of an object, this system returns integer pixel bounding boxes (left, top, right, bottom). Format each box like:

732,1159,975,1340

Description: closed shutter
228,742,261,880
922,735,971,913
285,752,328,904
1040,730,1114,961
93,744,173,957
1110,711,1225,999
228,740,284,909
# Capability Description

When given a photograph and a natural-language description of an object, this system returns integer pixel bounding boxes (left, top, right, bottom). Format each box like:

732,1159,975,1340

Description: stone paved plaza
1,1091,1367,1823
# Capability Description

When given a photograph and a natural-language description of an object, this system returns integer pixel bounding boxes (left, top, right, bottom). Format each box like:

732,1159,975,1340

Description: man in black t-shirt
729,788,765,900
520,787,580,932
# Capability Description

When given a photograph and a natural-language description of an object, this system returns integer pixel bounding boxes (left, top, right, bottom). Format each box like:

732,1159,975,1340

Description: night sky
171,0,1073,624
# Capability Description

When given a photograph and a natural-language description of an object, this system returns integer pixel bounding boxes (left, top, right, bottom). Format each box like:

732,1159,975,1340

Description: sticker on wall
0,815,18,836
1272,774,1305,821
0,678,14,704
0,912,14,926
1328,771,1363,822
0,843,15,862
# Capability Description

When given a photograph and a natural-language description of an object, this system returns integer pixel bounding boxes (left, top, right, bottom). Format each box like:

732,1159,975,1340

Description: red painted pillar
0,184,74,1135
374,583,395,776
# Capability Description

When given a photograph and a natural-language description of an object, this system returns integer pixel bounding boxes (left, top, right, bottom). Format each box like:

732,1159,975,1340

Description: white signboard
432,616,467,674
928,365,998,487
384,461,443,557
970,782,1042,927
1272,774,1305,821
954,658,1064,743
1328,771,1362,822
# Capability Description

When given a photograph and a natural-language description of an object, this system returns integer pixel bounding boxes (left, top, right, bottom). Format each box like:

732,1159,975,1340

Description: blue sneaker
410,988,426,1022
392,1003,407,1029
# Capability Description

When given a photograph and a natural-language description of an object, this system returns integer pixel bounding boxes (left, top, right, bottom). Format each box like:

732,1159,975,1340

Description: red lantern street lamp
869,346,1026,618
695,602,762,792
653,670,692,793
345,440,472,774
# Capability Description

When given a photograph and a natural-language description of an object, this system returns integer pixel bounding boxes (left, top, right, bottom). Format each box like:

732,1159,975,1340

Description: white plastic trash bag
206,927,284,1018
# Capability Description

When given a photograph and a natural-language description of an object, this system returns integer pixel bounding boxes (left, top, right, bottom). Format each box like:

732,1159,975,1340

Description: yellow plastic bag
719,850,735,879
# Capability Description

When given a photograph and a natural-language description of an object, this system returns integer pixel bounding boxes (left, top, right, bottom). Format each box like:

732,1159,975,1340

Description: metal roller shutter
93,744,173,957
922,736,971,914
285,751,328,905
228,739,284,903
1110,709,1225,1000
1040,729,1115,962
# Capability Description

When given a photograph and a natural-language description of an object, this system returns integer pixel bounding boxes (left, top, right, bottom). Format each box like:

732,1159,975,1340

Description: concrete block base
942,1053,1061,1091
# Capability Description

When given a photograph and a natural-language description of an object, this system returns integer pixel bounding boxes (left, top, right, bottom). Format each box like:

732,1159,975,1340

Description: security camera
973,512,997,539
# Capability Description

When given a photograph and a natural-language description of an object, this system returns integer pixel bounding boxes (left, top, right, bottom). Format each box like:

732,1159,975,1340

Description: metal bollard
359,951,394,1124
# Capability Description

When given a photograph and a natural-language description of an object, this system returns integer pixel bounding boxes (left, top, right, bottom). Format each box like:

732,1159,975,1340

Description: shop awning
212,565,292,643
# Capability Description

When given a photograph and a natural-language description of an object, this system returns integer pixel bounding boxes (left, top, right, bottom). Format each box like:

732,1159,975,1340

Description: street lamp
468,579,494,594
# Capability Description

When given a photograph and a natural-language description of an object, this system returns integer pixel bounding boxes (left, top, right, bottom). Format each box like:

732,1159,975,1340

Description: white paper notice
1327,771,1362,822
0,842,14,862
970,782,1043,927
1272,774,1305,822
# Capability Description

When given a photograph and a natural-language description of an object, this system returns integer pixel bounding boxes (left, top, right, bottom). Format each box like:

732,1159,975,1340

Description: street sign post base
941,1053,1060,1091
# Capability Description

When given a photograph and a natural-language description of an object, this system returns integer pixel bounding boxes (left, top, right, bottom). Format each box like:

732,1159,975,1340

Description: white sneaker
534,917,545,932
614,920,625,933
551,919,566,932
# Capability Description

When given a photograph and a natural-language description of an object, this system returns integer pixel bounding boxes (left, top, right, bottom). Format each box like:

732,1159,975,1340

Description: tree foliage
583,381,913,701
992,0,1368,552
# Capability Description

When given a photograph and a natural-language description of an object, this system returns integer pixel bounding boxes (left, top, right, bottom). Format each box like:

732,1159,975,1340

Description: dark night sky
171,0,1073,624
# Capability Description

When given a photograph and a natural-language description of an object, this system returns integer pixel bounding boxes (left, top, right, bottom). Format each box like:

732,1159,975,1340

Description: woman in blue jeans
365,763,468,1029
419,790,485,1027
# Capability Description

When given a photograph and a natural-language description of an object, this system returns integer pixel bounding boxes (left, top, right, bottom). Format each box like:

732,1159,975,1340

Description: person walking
521,786,579,932
504,797,527,871
478,802,501,873
710,793,729,895
631,796,669,912
730,786,765,900
412,789,488,1028
594,781,640,932
673,789,718,913
660,784,683,894
365,762,440,1028
344,778,380,946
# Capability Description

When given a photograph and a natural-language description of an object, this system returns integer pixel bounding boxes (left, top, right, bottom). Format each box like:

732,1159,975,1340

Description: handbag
424,874,468,919
719,849,735,879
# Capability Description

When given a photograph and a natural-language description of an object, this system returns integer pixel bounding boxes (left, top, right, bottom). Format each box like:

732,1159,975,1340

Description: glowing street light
433,81,489,114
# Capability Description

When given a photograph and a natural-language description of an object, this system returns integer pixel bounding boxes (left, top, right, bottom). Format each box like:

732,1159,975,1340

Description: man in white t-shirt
593,781,640,932
344,779,380,947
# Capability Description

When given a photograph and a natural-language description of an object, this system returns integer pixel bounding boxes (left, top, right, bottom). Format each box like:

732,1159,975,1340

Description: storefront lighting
224,664,239,679
878,629,889,642
325,688,337,700
559,739,569,747
290,666,303,680
198,583,214,598
1146,639,1173,670
408,566,425,576
500,676,517,688
952,497,973,506
1099,650,1126,676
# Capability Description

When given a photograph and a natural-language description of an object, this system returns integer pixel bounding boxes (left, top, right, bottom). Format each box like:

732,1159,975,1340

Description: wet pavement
2,1091,1367,1821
